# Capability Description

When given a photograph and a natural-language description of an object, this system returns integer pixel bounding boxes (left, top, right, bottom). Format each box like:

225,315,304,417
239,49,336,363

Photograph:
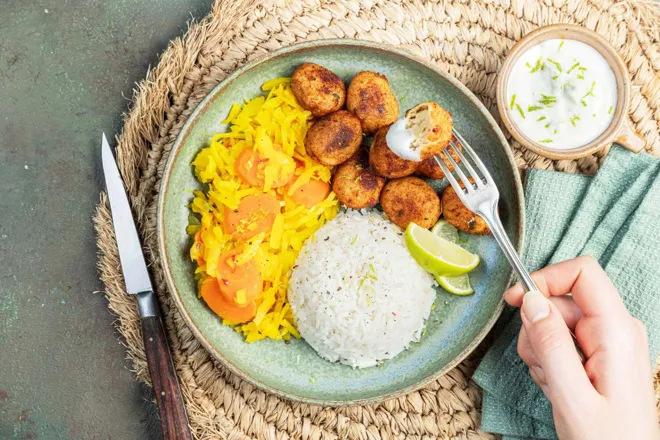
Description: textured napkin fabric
473,146,660,440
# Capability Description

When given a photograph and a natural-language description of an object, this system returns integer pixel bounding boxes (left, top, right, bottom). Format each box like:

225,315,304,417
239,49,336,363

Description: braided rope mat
94,1,660,438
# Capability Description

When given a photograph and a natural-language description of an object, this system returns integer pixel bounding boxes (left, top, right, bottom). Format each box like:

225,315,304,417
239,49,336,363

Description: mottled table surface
0,1,211,438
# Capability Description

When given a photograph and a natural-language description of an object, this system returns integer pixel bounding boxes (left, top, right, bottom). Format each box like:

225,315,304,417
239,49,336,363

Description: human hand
504,256,659,440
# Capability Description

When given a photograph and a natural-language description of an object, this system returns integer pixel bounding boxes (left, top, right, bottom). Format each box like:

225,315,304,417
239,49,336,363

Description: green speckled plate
157,40,524,406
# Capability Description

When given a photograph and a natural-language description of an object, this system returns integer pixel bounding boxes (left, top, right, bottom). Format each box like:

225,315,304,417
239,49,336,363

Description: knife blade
101,133,192,440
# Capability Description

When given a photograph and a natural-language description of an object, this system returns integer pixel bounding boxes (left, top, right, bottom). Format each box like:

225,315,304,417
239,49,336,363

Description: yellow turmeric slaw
187,77,339,343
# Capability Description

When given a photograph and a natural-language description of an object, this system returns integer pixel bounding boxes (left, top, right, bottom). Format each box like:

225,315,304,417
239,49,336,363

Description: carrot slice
224,194,280,240
235,148,294,189
289,179,330,208
199,277,257,324
217,248,262,303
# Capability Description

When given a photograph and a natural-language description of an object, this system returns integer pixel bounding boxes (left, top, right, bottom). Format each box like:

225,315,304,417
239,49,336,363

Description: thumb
520,290,596,405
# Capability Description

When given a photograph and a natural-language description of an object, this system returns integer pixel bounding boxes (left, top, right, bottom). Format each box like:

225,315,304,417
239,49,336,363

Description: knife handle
141,312,193,440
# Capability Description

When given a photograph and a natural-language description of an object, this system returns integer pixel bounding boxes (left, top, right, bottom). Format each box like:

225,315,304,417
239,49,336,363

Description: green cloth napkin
473,146,660,440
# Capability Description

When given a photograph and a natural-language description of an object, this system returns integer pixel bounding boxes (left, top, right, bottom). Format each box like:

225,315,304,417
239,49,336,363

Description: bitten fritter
369,125,418,178
403,101,453,161
291,63,346,117
380,177,441,230
305,110,363,166
416,135,462,180
441,182,491,235
332,149,386,209
346,71,399,134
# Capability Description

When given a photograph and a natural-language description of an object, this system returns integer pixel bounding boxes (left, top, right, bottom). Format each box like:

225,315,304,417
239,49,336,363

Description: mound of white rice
288,210,436,368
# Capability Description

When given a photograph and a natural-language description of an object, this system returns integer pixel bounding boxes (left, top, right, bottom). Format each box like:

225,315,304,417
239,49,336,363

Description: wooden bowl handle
614,119,646,153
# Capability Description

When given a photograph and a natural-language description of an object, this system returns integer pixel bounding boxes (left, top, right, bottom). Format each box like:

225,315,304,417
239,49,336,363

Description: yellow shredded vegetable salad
187,77,339,343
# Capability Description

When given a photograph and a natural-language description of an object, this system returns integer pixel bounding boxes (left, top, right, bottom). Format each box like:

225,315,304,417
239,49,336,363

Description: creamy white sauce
506,39,617,150
385,118,421,161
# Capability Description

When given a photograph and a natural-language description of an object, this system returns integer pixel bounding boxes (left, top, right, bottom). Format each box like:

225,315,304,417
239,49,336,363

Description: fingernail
522,290,550,323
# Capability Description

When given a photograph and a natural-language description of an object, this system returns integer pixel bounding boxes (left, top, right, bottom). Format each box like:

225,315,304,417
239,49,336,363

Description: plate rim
156,38,525,406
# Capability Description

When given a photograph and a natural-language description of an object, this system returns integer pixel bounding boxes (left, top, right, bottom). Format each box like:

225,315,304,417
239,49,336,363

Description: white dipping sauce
506,39,617,150
385,118,421,162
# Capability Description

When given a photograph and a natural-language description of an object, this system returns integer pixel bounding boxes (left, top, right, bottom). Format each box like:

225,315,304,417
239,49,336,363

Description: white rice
288,209,437,368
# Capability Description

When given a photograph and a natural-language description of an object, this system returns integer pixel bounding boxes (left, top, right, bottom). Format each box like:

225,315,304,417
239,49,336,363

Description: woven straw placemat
94,1,660,438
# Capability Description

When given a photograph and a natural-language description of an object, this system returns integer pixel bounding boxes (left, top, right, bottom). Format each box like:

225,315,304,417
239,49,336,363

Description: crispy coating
346,71,399,134
416,135,462,180
369,125,418,178
305,110,363,166
404,101,453,160
291,63,345,117
441,182,491,235
380,177,441,230
332,149,386,209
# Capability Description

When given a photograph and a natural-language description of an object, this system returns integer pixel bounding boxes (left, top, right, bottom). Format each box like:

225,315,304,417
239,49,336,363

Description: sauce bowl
497,24,645,160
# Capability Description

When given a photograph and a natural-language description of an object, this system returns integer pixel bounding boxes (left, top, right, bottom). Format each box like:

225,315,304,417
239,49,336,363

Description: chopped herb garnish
400,96,407,102
509,94,517,110
569,114,581,127
527,105,543,112
567,62,580,74
558,40,565,51
351,235,358,245
582,81,596,98
515,103,525,119
525,62,531,68
309,377,316,383
608,105,613,114
581,100,588,107
546,58,562,72
539,139,554,143
553,129,558,134
578,66,587,72
544,123,551,128
593,113,597,117
551,75,559,80
541,94,557,100
577,74,585,80
537,116,547,122
530,57,544,73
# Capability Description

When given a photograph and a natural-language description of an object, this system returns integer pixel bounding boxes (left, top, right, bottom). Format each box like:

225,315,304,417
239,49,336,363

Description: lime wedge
431,220,459,242
405,223,480,277
435,274,474,295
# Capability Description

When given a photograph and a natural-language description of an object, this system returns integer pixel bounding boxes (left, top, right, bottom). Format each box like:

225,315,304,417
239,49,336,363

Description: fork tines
433,129,493,195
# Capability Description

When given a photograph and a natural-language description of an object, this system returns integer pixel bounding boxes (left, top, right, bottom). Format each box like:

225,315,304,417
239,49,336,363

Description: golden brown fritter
291,63,346,117
404,101,453,160
346,71,399,134
369,125,418,178
441,181,491,235
416,135,462,180
332,149,386,209
305,110,363,166
380,177,441,230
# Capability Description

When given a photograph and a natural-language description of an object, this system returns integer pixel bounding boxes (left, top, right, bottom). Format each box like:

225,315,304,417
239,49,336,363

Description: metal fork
434,130,585,363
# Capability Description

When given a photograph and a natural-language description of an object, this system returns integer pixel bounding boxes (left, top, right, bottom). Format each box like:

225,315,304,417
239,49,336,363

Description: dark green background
0,1,211,438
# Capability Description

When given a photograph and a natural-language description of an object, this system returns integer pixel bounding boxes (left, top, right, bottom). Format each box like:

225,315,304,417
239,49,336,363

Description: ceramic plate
158,39,524,405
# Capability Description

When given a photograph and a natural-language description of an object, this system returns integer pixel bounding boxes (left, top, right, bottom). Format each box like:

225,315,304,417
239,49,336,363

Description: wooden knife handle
141,314,193,440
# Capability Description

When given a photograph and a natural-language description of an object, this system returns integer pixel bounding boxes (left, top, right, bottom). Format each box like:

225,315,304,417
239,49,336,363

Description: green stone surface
159,40,524,405
0,1,210,439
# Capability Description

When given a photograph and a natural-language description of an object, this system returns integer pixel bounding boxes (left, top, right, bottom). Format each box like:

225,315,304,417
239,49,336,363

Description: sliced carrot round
217,248,262,303
235,148,295,189
224,194,280,240
289,179,330,208
199,277,257,324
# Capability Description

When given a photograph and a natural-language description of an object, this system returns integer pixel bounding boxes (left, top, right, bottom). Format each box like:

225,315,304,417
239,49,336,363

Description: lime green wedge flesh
405,223,480,277
435,273,474,295
431,219,459,242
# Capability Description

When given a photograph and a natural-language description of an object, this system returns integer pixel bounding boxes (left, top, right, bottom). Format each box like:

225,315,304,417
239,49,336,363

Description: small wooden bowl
496,24,645,160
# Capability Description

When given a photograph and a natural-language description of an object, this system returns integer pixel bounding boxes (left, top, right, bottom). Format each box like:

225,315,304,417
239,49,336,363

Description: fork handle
480,205,586,364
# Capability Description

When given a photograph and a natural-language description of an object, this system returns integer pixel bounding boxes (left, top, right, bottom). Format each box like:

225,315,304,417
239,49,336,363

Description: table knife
101,133,193,440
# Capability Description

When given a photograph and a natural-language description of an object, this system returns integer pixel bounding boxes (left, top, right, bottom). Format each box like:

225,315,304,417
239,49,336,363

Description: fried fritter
441,181,491,235
332,149,386,209
346,71,399,134
380,177,441,230
403,101,453,160
369,125,418,178
305,110,363,166
291,63,345,117
416,135,462,180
